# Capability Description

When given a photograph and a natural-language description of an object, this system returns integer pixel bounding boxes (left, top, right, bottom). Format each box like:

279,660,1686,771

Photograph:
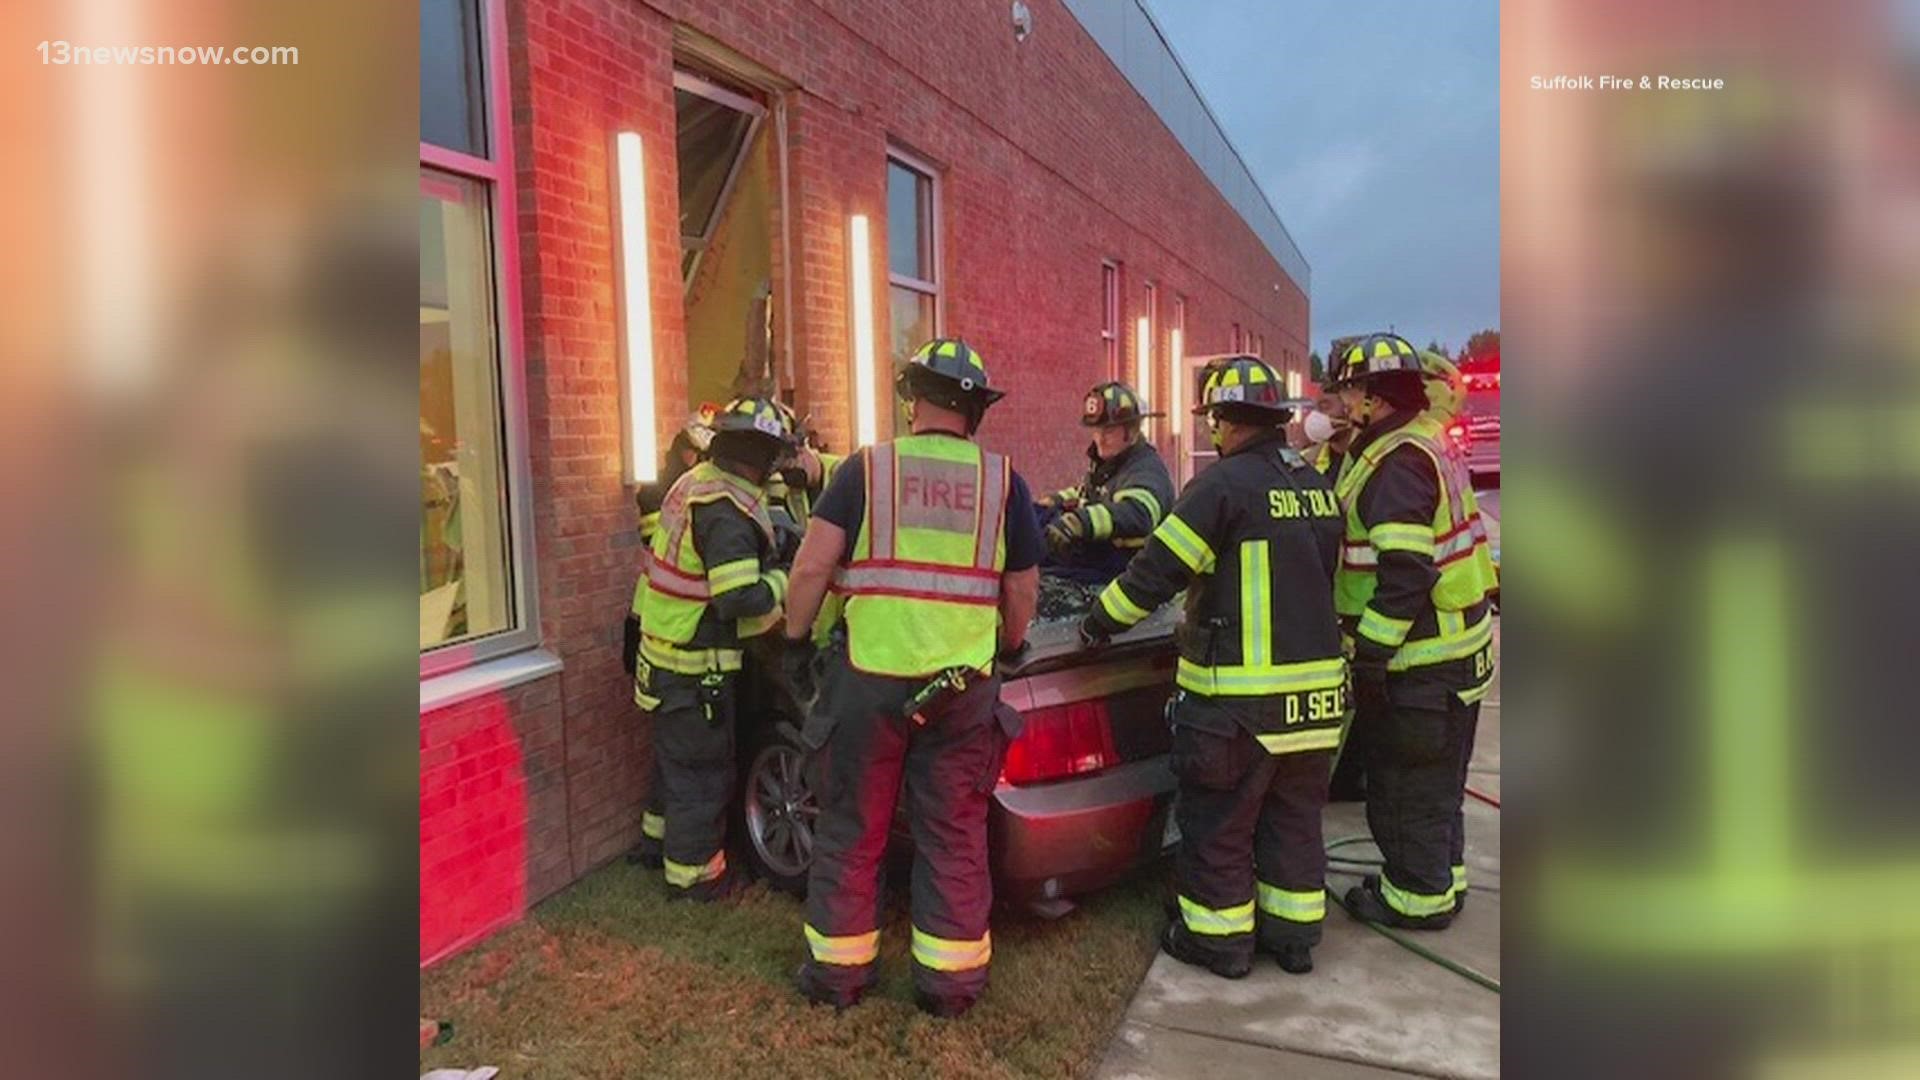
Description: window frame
885,146,942,331
1101,260,1121,380
1140,281,1158,439
674,69,767,287
419,0,541,680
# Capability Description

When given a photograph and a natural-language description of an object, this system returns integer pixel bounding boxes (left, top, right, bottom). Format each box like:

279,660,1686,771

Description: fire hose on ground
1323,821,1503,994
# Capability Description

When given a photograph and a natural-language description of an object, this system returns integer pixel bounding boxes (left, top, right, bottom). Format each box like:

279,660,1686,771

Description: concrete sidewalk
1097,633,1501,1080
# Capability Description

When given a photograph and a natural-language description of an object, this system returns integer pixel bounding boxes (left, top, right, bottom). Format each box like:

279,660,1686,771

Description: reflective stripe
1087,503,1114,539
1115,486,1163,522
1256,727,1343,754
1369,522,1435,557
805,924,880,966
1154,514,1216,573
836,562,1000,603
868,445,896,560
1176,656,1347,697
1240,540,1271,667
1388,611,1494,671
910,927,992,972
1357,607,1414,649
1257,882,1327,923
707,557,760,595
1457,669,1496,703
1452,865,1469,893
640,634,743,674
1099,580,1151,626
1341,542,1377,570
761,568,789,607
641,812,665,841
973,452,1008,569
1115,536,1147,549
1435,514,1490,562
1380,872,1455,917
1178,895,1255,936
648,557,711,600
664,849,726,888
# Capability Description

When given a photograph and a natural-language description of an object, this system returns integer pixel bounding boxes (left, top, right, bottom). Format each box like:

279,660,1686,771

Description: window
1255,332,1265,358
1101,261,1121,378
887,150,940,399
1231,322,1243,352
675,71,764,285
420,0,534,672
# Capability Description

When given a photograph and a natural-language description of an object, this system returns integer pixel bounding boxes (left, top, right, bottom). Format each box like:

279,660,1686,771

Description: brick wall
421,0,1307,963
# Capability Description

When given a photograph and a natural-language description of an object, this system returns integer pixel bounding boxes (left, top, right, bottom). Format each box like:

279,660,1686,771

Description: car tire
737,731,817,897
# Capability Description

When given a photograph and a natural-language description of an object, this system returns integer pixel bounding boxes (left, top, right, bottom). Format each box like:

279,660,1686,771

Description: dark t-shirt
811,436,1044,572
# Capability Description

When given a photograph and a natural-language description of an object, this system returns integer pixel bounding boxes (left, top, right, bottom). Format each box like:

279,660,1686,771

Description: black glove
779,638,817,702
1076,615,1110,651
997,638,1031,668
1045,512,1086,555
772,521,804,567
1350,657,1390,715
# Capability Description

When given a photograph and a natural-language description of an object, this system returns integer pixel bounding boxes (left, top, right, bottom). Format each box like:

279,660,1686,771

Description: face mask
1302,410,1336,445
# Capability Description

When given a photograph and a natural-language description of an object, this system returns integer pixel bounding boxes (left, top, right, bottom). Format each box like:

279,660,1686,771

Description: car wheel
740,738,817,896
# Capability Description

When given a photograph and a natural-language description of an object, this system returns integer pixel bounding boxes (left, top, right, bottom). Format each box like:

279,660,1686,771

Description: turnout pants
1168,694,1333,968
648,668,738,899
1363,688,1479,917
801,656,1003,1003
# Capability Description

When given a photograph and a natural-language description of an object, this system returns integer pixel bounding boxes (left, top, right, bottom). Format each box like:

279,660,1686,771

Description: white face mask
1302,409,1337,445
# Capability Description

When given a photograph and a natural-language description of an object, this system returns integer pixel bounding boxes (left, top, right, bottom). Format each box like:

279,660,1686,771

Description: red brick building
418,0,1309,964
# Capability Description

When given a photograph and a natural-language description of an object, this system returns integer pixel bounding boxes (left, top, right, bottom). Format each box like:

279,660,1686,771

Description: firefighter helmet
711,395,799,449
896,337,1007,407
1191,355,1304,416
1080,381,1163,426
1327,332,1426,387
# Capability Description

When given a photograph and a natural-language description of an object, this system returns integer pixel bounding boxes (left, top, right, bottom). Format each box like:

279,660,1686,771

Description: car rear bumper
988,755,1176,905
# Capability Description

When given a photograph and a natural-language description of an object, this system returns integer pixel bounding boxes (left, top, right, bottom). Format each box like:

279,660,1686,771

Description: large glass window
675,72,764,286
886,150,940,425
420,0,531,671
420,0,486,156
420,172,513,649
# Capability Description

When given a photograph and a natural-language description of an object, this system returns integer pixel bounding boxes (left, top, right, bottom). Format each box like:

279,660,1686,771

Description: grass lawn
421,859,1169,1079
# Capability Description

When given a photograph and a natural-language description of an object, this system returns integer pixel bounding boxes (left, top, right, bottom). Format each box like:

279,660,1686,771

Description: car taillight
1000,699,1119,785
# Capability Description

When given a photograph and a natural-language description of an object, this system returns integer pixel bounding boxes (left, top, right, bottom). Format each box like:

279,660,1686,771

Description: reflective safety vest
835,434,1008,678
639,461,776,675
1333,414,1498,678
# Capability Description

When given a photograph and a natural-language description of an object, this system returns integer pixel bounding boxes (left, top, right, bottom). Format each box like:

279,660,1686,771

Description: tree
1425,339,1453,359
1308,350,1325,385
1463,329,1500,360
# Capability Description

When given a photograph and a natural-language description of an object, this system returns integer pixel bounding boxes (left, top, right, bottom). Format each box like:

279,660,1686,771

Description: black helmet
1080,381,1163,427
1191,355,1305,416
710,395,799,449
895,338,1007,408
1327,332,1426,387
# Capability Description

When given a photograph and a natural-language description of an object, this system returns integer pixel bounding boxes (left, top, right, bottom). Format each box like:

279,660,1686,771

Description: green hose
1323,835,1502,994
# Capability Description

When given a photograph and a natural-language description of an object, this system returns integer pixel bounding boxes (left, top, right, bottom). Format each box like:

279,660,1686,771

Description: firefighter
1080,355,1345,978
1326,333,1497,929
635,397,797,900
626,410,716,869
1038,381,1175,585
1301,392,1353,477
764,403,845,525
780,338,1042,1017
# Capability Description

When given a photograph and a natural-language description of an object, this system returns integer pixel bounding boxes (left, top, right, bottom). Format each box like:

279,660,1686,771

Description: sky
1145,0,1500,356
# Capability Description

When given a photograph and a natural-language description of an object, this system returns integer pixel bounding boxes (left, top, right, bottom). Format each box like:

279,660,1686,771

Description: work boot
624,843,664,870
1342,881,1454,931
1274,943,1314,975
914,990,977,1019
666,869,749,904
1159,924,1252,980
794,964,874,1011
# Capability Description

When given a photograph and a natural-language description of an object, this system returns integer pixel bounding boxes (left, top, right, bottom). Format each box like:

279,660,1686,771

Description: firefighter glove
780,639,818,703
